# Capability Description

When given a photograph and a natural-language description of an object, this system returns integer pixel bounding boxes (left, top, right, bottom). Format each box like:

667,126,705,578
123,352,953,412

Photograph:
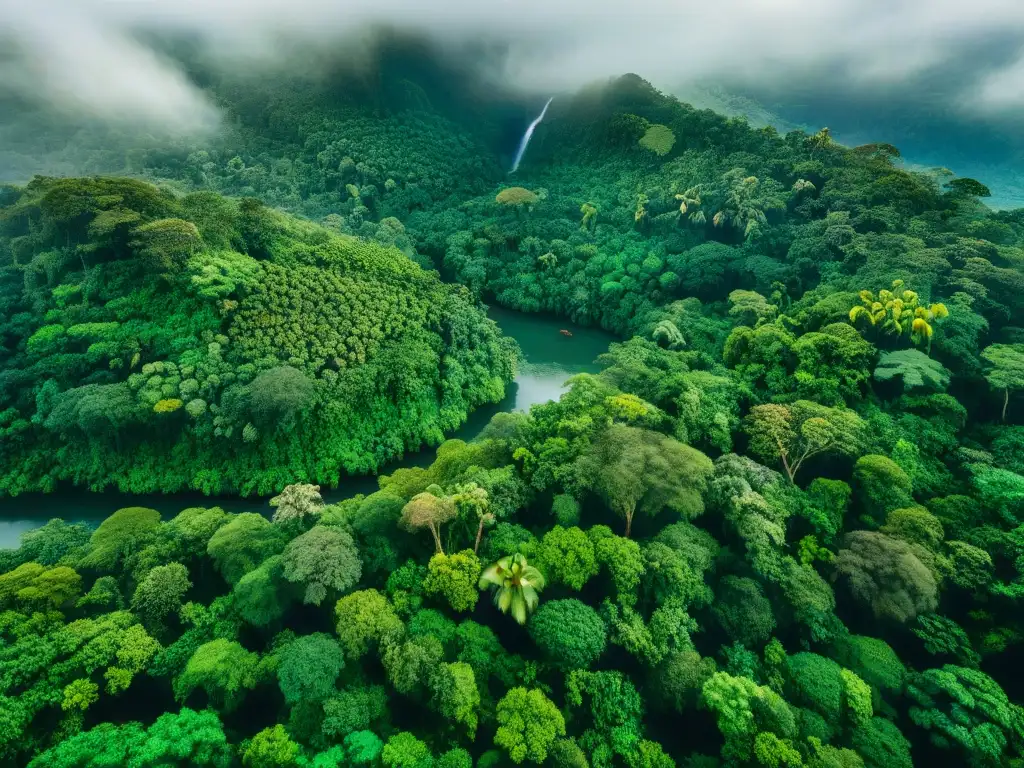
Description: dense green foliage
0,179,516,494
3,62,1024,768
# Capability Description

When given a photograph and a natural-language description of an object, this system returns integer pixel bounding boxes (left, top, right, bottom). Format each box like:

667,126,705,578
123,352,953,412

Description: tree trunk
430,524,444,555
474,519,485,555
780,454,796,484
775,438,796,484
625,509,634,538
1003,388,1010,422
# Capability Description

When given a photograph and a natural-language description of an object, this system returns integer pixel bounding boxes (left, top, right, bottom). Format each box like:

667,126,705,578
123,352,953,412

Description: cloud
977,53,1024,112
3,0,1024,133
0,0,220,133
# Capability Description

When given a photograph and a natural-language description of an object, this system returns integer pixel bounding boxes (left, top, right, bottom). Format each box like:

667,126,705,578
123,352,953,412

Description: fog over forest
3,0,1024,204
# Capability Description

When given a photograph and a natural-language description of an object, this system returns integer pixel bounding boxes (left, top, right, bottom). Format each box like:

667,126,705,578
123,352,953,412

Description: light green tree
981,344,1024,421
131,562,191,632
174,639,259,713
432,662,481,739
242,725,300,768
874,349,950,391
334,589,403,660
494,688,566,764
638,124,676,156
745,401,865,483
269,483,324,527
424,550,482,613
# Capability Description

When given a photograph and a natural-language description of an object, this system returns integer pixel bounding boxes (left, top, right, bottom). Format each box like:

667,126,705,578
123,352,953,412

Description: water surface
0,307,615,547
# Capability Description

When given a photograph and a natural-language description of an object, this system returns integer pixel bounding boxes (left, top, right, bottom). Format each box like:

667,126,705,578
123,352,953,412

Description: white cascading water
510,97,554,174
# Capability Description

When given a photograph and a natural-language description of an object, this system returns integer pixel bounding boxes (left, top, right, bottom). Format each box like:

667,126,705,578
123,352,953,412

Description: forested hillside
0,177,517,495
3,62,1024,768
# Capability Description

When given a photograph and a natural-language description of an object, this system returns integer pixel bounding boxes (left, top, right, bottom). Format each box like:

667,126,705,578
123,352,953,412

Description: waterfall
510,97,554,174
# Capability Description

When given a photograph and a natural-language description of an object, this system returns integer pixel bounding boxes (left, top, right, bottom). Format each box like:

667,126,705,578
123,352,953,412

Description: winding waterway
0,307,615,548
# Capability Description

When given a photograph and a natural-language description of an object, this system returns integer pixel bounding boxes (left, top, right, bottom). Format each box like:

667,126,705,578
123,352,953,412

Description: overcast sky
2,0,1024,140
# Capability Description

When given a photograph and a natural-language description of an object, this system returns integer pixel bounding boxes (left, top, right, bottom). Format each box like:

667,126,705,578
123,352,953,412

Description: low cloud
977,53,1024,111
0,0,220,132
2,0,1024,133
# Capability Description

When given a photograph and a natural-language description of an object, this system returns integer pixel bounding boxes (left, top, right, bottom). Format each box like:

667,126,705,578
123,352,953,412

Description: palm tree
713,172,768,241
478,553,545,625
848,280,949,354
675,186,705,225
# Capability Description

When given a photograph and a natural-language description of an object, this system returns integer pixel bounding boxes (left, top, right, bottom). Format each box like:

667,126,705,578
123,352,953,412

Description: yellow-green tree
849,280,949,353
745,401,865,483
400,486,457,555
580,202,598,231
638,124,676,156
496,187,539,209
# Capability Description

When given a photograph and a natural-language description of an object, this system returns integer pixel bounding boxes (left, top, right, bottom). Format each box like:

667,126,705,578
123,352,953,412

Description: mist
3,0,1024,202
5,0,1024,125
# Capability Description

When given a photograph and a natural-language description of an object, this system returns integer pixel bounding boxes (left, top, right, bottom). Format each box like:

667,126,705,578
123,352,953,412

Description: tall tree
575,425,712,537
745,400,865,483
334,589,403,660
528,599,607,670
400,487,458,554
207,513,288,586
81,507,161,571
174,639,259,713
276,634,345,705
423,550,482,613
450,483,493,555
281,526,361,605
981,344,1024,421
834,531,938,623
131,563,192,632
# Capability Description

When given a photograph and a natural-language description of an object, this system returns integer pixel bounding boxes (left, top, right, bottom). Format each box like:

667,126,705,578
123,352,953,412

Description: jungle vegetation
0,177,517,495
3,63,1024,768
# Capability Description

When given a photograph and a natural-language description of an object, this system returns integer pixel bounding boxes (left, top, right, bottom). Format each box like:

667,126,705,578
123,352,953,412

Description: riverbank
0,306,616,547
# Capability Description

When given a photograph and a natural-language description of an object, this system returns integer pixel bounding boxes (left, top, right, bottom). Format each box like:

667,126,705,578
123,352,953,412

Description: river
0,307,615,548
